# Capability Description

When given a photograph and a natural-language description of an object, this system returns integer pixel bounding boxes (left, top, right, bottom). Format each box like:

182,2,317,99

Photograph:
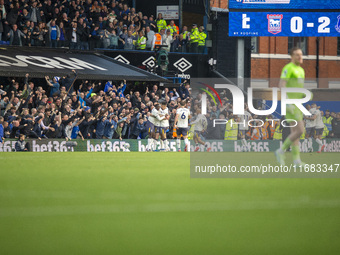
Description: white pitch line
1,200,340,218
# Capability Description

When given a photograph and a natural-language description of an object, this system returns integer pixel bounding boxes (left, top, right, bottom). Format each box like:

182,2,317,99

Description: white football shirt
239,111,252,131
314,109,324,129
176,107,190,128
192,114,207,132
151,108,161,126
305,108,316,128
160,107,169,127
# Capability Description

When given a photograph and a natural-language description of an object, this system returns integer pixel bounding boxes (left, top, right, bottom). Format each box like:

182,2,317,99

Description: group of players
145,100,211,152
146,100,189,152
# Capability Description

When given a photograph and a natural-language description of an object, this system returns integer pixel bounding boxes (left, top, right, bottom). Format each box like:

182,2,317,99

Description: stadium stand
0,0,206,52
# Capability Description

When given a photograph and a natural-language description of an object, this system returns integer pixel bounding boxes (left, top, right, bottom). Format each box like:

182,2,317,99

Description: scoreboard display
229,12,340,37
229,0,340,10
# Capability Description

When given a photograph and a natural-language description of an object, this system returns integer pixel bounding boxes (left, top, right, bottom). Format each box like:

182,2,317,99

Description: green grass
1,152,340,255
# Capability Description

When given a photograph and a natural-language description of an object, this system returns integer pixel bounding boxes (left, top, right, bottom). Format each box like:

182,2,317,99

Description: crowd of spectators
0,72,339,149
0,0,207,53
0,72,192,143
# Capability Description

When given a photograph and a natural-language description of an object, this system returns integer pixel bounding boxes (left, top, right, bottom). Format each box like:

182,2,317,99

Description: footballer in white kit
158,101,170,151
239,108,252,152
191,109,211,152
146,104,159,151
305,105,316,138
312,103,326,153
174,101,191,152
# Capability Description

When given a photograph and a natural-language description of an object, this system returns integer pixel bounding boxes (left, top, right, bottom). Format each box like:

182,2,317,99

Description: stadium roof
0,47,167,82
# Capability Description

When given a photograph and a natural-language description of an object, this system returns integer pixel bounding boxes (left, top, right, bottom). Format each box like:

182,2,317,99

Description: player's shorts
239,130,247,137
147,122,155,133
285,104,303,122
315,128,323,136
156,127,168,134
177,127,188,137
155,126,161,133
193,130,203,139
306,127,315,137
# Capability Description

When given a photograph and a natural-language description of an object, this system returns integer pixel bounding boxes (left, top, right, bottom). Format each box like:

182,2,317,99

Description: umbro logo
142,56,156,68
173,58,192,73
114,55,130,64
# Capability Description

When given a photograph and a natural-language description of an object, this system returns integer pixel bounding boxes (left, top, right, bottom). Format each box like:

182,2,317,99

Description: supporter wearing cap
163,29,174,52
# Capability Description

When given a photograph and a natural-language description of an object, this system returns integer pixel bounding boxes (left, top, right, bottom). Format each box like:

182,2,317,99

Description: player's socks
241,139,247,151
316,138,323,151
184,138,189,152
160,140,164,150
308,137,313,150
281,138,293,152
147,138,151,150
292,145,301,162
177,139,181,151
164,139,170,151
150,138,155,151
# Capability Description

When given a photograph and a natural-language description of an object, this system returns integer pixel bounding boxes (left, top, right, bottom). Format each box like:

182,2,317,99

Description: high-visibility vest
263,122,270,140
322,125,329,139
246,128,252,138
175,25,180,34
322,116,333,131
136,36,146,50
154,33,162,45
273,125,282,140
261,126,268,140
156,19,167,32
190,28,199,43
268,121,277,139
224,121,238,140
251,127,261,140
166,25,178,35
173,128,177,138
198,31,207,46
181,31,188,40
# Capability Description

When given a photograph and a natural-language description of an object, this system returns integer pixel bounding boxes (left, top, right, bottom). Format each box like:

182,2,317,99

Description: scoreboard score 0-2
229,12,340,37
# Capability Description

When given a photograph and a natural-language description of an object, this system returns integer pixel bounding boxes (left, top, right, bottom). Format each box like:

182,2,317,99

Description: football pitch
1,152,340,255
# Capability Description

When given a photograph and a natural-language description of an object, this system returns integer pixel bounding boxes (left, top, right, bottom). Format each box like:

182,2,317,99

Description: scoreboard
228,0,340,37
229,12,340,37
229,0,340,10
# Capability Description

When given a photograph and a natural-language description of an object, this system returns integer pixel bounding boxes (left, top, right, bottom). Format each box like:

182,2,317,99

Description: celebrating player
239,104,252,152
152,103,163,151
192,109,211,152
174,101,191,152
311,103,326,153
159,101,170,151
304,104,316,152
146,104,157,151
275,47,307,166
